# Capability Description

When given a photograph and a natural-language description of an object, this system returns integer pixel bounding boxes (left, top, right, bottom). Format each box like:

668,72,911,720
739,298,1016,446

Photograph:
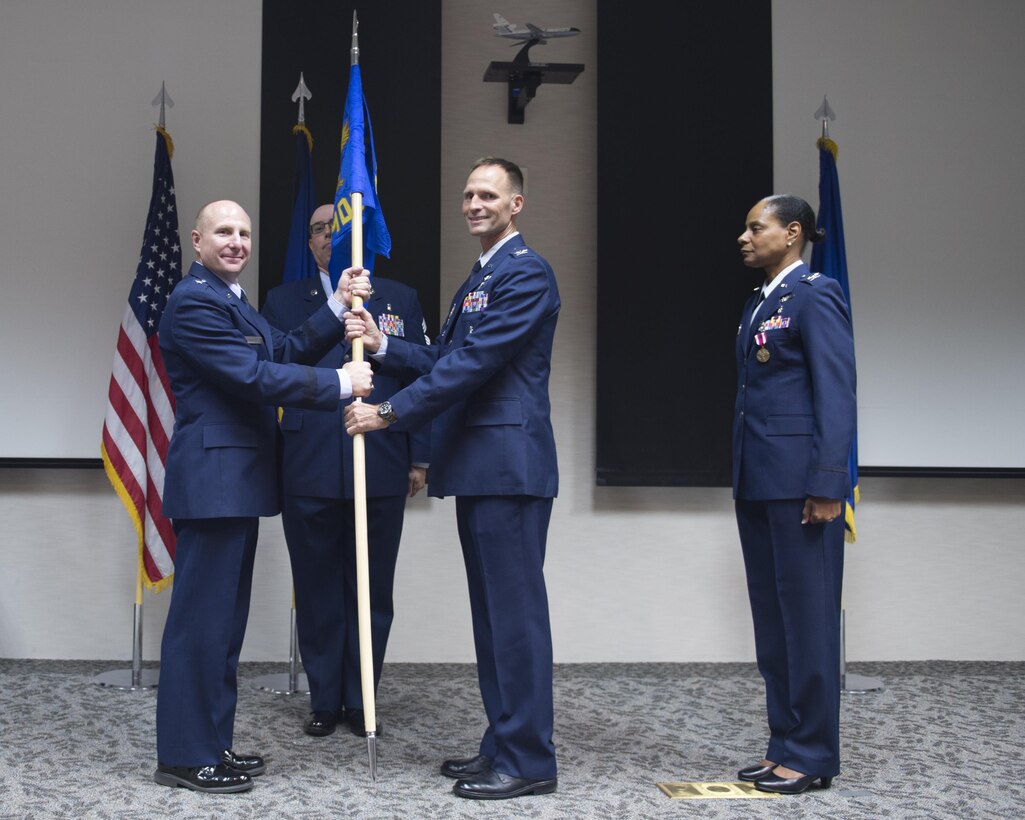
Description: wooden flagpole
349,11,378,778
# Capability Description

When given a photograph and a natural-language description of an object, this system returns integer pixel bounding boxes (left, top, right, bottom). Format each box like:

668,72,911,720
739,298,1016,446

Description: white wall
773,0,1025,467
3,468,1022,661
0,0,263,459
0,0,1022,663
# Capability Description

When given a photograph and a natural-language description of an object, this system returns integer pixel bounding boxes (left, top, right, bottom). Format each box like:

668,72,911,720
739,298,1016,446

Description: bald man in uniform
154,200,372,793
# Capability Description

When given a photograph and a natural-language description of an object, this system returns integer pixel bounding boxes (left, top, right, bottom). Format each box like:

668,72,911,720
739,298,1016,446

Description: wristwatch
377,400,398,424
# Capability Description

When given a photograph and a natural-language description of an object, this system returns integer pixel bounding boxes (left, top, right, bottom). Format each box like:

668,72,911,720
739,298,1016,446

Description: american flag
100,127,181,591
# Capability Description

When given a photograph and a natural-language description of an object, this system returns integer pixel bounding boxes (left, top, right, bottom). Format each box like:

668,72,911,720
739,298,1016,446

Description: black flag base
94,668,159,690
253,671,310,695
842,672,884,694
840,609,885,694
253,603,310,695
93,601,158,690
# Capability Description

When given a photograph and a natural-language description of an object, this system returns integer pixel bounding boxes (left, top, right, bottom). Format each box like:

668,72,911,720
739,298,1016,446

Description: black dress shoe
153,763,253,793
441,754,493,779
453,768,557,800
221,748,266,776
303,710,340,737
738,763,776,781
754,772,832,794
342,708,383,737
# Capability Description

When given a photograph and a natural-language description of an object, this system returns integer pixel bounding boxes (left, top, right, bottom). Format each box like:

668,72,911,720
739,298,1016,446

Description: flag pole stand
811,101,877,696
840,608,884,694
94,563,158,690
254,593,309,694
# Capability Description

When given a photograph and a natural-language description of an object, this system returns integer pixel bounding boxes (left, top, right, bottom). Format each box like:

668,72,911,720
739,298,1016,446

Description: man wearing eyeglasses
262,203,430,740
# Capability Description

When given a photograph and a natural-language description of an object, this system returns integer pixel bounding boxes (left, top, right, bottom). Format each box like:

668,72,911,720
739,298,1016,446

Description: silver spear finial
814,95,836,139
291,72,312,125
151,82,174,128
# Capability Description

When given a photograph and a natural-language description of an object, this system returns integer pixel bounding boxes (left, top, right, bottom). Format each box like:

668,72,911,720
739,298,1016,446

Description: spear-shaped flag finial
291,72,312,125
151,82,174,129
814,95,836,139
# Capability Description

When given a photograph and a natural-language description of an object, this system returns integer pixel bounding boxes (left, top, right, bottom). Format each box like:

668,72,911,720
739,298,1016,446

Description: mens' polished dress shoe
342,708,383,737
303,710,340,737
153,763,253,793
221,748,266,776
754,771,832,794
737,763,776,782
453,768,557,800
440,754,493,779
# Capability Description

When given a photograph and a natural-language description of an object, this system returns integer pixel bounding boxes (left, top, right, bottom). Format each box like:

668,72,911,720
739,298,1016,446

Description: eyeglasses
309,220,333,237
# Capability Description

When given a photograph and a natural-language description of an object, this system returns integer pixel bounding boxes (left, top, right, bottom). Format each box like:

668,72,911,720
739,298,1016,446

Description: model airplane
492,13,580,45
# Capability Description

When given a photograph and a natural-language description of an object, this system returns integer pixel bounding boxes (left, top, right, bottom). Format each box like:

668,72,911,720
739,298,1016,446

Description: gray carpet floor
0,660,1021,819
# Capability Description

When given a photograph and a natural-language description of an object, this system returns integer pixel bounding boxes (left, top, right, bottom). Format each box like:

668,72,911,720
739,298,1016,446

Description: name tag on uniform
245,335,263,345
378,313,405,337
462,291,488,313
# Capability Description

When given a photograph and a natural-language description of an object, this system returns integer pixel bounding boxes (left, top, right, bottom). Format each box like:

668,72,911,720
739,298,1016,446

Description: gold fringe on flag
843,483,860,544
154,125,175,160
101,440,174,594
293,123,314,153
816,136,838,160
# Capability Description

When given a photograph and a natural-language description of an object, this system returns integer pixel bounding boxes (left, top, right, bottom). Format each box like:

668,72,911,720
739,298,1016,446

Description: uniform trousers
735,498,845,777
456,494,557,780
156,517,259,766
282,494,405,713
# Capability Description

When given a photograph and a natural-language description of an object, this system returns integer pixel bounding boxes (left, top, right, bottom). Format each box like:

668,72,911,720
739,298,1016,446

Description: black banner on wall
259,0,442,336
595,1,773,486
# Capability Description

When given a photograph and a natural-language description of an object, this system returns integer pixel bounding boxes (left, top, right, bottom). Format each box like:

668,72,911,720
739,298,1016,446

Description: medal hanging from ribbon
754,332,770,363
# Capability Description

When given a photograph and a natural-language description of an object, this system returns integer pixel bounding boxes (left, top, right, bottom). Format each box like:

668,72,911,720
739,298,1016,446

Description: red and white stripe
101,302,176,586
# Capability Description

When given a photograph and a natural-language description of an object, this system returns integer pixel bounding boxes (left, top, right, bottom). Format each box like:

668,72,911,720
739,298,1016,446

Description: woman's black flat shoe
754,772,832,794
737,763,776,782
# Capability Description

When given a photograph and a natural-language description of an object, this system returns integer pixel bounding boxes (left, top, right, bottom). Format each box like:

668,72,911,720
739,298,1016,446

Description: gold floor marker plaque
657,781,781,799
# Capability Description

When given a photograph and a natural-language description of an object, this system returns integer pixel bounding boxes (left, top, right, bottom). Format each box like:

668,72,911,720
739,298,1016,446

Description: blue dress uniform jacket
262,276,431,498
382,237,559,499
160,263,345,518
155,261,348,768
733,263,856,501
260,275,429,713
377,235,560,781
732,262,856,779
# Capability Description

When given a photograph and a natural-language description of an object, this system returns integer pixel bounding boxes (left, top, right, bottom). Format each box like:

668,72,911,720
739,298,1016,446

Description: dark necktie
442,261,482,343
743,290,767,351
237,288,258,321
235,288,269,348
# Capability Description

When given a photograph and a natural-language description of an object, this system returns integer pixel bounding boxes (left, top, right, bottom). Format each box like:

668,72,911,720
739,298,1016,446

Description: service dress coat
261,274,430,713
378,235,561,780
160,263,345,518
383,236,559,499
155,261,347,767
732,262,857,778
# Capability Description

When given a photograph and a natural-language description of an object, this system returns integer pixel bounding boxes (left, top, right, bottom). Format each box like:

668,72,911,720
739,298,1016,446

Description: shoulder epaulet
512,247,531,257
799,271,823,284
